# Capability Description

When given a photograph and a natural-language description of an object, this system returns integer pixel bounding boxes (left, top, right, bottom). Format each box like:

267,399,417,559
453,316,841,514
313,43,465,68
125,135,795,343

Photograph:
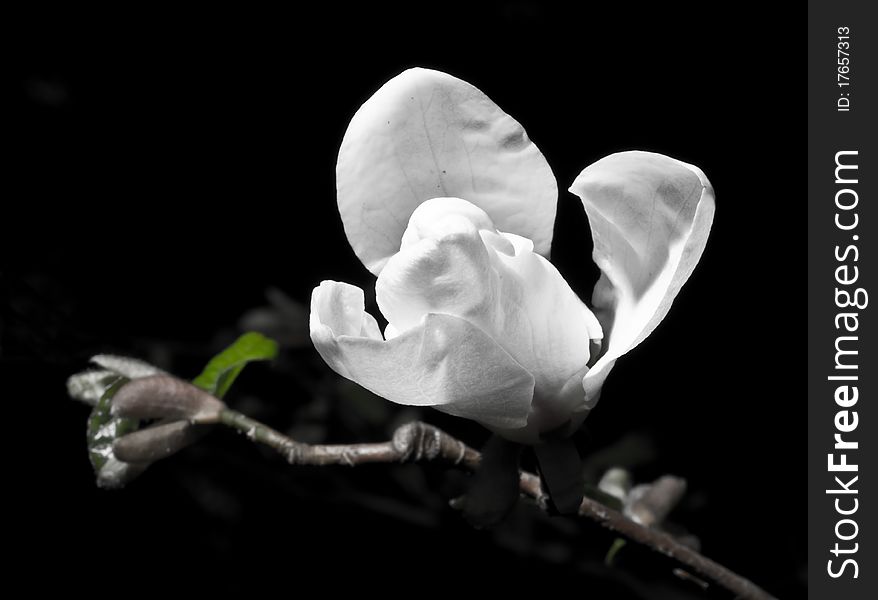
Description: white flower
310,68,714,444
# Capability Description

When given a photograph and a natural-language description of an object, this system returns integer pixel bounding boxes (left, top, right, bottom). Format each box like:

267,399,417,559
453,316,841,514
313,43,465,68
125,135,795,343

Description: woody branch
209,409,776,600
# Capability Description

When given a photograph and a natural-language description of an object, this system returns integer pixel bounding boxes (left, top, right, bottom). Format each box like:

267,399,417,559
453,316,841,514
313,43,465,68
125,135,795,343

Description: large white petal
337,68,558,275
375,198,602,442
309,280,534,429
570,151,715,400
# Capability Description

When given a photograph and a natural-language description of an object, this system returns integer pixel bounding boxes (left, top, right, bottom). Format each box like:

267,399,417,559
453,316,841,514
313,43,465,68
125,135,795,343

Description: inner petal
376,197,603,433
376,200,497,333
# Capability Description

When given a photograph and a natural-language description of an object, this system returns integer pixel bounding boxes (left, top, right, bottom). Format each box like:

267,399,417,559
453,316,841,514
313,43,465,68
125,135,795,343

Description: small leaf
86,376,145,488
192,332,278,398
604,538,627,566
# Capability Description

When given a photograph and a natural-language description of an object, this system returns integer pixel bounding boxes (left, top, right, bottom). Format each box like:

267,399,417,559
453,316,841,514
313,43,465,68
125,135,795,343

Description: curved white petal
570,151,715,399
309,280,534,429
337,68,558,275
375,198,602,441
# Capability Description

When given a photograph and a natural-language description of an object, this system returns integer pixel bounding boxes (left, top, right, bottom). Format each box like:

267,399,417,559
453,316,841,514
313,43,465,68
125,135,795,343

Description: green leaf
604,538,627,566
86,376,146,488
192,332,278,398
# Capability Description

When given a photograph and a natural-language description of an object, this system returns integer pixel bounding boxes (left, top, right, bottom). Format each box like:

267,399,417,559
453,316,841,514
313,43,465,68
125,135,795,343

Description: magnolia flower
310,68,714,445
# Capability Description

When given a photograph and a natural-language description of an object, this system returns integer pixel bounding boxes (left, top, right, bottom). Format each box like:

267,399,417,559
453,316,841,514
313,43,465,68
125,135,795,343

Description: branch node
392,421,441,462
392,422,418,461
284,442,302,464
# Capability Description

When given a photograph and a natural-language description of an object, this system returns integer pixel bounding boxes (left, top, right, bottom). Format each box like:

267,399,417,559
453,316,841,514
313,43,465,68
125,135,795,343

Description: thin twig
214,410,777,600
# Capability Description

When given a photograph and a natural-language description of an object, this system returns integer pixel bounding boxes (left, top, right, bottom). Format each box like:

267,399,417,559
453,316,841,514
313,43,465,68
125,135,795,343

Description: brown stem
215,410,777,600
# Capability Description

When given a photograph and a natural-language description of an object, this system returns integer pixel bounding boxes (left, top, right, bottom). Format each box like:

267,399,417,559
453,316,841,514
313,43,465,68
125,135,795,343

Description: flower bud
113,421,206,463
624,475,687,527
111,375,225,422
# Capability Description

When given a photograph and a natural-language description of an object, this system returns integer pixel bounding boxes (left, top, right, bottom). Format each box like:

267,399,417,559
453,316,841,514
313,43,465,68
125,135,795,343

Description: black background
4,3,805,598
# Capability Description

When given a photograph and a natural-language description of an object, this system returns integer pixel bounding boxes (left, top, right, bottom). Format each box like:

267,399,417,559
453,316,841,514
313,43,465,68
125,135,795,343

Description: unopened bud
624,475,687,527
113,421,206,463
111,375,225,422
